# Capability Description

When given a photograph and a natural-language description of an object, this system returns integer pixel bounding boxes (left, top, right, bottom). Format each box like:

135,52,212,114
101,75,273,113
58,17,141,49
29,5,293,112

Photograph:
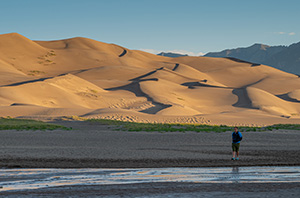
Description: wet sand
2,182,300,198
1,166,300,197
1,121,300,168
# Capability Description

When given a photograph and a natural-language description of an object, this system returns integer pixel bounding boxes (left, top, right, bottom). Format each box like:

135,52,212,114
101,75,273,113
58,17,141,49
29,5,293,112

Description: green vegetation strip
0,118,70,131
88,119,300,132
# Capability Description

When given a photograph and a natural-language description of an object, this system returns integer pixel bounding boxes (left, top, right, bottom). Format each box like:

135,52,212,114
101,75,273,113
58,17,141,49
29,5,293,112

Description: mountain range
158,42,300,75
205,42,300,75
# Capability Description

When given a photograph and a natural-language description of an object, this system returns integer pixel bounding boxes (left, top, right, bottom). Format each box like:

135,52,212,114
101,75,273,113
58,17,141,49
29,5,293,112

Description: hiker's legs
232,143,240,159
232,143,236,158
236,143,240,158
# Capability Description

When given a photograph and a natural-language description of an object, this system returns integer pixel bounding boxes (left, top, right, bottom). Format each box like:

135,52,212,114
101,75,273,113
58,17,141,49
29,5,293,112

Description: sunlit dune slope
247,87,300,117
0,33,300,125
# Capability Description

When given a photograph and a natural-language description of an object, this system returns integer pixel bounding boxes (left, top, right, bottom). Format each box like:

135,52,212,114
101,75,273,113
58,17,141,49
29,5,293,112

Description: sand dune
0,33,299,125
247,87,300,117
288,89,300,101
74,65,154,89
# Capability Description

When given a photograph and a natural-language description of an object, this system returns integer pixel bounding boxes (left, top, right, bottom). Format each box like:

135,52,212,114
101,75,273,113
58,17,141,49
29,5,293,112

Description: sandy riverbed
1,121,300,168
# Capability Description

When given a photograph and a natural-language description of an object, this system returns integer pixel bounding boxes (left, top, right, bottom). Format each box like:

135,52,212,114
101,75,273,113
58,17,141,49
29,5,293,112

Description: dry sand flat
1,121,300,197
1,33,300,125
1,121,300,168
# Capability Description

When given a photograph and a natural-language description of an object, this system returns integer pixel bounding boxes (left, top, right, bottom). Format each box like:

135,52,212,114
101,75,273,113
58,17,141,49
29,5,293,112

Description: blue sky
1,0,299,55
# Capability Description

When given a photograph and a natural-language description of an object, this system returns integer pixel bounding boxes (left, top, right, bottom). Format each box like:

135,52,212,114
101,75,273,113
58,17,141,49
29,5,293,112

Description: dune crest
0,33,300,125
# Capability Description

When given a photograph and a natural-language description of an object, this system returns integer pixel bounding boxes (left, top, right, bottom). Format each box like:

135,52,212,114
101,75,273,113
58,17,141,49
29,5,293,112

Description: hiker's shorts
232,143,240,152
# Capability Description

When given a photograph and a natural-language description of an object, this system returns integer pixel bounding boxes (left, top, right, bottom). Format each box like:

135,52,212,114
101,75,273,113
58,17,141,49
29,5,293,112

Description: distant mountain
205,42,300,74
205,44,286,64
265,42,300,74
157,52,188,58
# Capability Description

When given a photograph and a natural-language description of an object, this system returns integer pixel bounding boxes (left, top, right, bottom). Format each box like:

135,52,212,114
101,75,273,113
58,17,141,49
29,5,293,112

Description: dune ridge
0,33,300,125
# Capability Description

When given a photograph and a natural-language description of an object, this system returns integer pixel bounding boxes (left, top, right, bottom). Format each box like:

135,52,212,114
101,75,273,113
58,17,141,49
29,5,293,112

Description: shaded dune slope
0,33,300,125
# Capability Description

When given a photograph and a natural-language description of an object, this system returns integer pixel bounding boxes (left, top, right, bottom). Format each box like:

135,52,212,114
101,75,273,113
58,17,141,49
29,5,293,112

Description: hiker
232,127,242,160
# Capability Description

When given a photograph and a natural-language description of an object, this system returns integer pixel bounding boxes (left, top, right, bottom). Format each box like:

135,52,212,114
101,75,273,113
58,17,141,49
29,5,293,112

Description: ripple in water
0,166,300,192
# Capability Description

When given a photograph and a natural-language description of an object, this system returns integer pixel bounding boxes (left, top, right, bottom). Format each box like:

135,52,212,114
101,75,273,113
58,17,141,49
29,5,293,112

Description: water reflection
0,166,299,192
232,167,239,174
231,167,239,183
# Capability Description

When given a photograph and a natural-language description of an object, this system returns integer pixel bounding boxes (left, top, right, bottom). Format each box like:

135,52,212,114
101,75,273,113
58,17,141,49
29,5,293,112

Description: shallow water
0,166,300,192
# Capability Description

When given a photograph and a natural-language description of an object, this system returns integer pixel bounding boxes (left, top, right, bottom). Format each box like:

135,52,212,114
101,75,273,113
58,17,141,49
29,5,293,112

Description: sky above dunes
1,0,300,55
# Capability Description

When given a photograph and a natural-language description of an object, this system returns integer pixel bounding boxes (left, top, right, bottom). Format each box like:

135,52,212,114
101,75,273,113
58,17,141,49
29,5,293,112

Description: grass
47,51,56,56
27,70,45,76
87,119,300,132
269,124,300,130
3,116,298,132
37,51,56,65
89,89,98,94
0,117,71,131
